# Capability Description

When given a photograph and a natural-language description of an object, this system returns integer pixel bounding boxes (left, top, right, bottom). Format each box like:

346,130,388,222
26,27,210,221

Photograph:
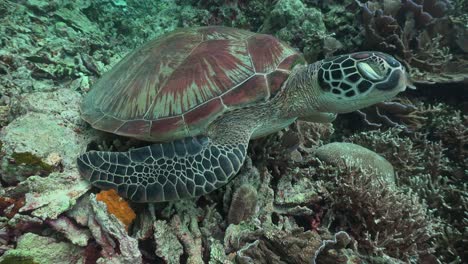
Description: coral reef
0,0,466,263
355,0,468,84
344,103,467,262
261,0,328,61
323,165,434,261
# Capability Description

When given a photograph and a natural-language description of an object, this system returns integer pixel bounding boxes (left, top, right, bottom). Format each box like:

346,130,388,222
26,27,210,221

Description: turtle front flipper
77,136,247,202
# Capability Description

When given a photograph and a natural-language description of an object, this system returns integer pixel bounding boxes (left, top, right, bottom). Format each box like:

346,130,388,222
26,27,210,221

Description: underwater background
0,0,467,263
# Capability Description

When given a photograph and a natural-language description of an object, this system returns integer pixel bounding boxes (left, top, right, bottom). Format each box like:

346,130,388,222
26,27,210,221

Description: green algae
1,151,55,184
11,152,53,173
0,255,38,264
0,233,84,264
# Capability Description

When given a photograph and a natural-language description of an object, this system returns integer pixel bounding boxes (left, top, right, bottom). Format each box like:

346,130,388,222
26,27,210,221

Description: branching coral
355,98,425,132
320,164,435,261
345,120,467,262
315,142,396,184
225,220,324,263
153,220,184,263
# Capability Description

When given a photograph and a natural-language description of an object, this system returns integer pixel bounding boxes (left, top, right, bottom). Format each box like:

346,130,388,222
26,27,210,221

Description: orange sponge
96,189,136,230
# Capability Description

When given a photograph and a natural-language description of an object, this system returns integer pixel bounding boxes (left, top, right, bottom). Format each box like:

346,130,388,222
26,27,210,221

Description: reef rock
0,232,85,263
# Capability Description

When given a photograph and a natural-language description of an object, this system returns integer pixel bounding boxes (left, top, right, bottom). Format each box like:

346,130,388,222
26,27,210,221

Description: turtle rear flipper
77,136,247,202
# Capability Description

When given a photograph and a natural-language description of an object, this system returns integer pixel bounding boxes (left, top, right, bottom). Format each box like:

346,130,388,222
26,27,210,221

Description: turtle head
312,51,409,113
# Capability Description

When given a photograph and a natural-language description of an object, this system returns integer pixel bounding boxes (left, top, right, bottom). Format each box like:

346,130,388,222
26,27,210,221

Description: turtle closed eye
357,62,385,81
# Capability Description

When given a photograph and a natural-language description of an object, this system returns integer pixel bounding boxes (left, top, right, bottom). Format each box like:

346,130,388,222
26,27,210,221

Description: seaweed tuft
11,152,54,174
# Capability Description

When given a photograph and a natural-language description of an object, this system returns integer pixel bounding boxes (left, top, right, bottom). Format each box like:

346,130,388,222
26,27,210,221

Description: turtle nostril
357,62,385,81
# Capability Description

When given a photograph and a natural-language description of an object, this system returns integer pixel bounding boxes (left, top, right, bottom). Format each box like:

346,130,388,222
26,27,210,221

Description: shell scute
247,34,296,73
222,74,269,107
267,71,290,97
184,98,224,135
150,116,185,140
278,53,306,70
91,114,124,134
117,120,151,137
149,38,254,118
85,30,203,121
198,26,254,41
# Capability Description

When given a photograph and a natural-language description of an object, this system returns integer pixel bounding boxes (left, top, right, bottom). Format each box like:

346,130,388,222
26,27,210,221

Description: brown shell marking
148,38,254,118
81,27,304,141
222,75,269,107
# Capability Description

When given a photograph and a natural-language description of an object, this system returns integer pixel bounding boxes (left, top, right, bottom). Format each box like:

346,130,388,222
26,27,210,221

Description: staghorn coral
425,107,468,166
320,164,435,261
345,117,467,262
257,130,438,262
355,98,427,132
170,213,203,264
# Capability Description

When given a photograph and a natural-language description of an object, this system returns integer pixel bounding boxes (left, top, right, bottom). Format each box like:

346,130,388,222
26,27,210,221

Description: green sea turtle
77,26,409,202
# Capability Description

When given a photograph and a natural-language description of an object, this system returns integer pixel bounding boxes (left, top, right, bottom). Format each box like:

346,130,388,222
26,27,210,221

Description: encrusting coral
314,142,395,185
96,189,136,231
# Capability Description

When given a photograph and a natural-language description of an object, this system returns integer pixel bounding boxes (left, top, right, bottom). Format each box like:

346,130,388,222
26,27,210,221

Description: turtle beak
398,68,415,92
405,75,416,90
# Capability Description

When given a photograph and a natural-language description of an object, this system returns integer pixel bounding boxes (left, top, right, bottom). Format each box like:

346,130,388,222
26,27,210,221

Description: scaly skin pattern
77,136,247,202
77,28,409,202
